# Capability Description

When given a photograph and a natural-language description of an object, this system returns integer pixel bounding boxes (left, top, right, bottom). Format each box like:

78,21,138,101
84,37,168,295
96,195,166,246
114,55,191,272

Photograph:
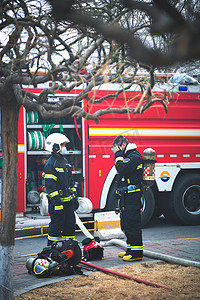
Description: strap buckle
127,185,137,191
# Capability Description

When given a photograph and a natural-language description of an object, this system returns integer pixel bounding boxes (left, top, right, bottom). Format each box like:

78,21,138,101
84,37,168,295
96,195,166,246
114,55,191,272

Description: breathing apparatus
142,148,156,187
26,239,82,278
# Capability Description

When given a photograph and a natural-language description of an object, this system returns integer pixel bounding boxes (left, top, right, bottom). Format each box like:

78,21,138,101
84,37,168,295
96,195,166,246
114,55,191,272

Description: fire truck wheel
151,185,163,219
105,180,118,211
105,181,155,227
163,173,200,225
140,188,155,227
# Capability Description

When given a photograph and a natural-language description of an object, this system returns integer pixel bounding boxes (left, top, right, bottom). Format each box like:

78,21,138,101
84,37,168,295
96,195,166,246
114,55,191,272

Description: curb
104,239,200,268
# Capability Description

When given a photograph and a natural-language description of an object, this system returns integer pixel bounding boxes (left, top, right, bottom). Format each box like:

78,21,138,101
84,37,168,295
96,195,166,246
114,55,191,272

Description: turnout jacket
114,143,143,190
44,153,76,204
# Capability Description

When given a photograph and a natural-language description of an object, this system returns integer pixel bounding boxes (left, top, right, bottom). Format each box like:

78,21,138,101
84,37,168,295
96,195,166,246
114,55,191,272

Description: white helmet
45,133,70,153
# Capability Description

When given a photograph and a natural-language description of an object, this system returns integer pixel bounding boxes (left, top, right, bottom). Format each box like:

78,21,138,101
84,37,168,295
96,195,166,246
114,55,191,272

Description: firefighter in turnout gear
44,133,78,246
112,136,143,261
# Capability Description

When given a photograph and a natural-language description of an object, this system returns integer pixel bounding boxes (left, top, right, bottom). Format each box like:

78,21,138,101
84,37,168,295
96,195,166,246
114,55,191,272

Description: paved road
13,216,200,296
15,215,200,261
142,217,200,263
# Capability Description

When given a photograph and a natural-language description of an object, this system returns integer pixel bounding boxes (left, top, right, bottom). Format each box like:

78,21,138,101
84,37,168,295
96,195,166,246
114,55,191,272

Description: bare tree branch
48,0,200,66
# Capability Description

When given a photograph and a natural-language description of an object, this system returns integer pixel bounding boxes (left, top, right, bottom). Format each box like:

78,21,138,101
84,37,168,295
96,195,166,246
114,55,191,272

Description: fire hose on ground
75,211,200,269
76,211,200,290
75,211,200,291
76,213,172,290
79,260,171,290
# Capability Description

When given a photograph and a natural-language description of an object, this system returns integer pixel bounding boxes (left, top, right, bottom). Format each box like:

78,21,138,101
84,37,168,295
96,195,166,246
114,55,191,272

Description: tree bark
0,99,20,300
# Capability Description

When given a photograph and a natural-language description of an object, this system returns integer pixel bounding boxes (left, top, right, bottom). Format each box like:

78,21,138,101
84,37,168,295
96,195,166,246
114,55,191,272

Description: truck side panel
87,89,200,209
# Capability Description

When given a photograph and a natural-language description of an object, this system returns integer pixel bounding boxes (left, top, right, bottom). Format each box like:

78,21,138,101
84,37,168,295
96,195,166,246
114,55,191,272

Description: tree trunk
0,100,20,300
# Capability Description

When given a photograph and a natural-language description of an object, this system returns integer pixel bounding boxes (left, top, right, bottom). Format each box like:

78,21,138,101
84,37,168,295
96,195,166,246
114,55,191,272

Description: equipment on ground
82,237,104,261
75,212,104,261
26,239,82,278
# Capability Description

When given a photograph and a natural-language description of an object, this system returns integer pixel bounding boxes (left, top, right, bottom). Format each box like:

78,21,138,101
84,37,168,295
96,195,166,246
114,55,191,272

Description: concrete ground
13,214,200,297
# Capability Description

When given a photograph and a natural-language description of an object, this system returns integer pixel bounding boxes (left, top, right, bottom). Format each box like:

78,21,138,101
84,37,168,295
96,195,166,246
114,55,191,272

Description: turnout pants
47,200,75,246
120,191,143,257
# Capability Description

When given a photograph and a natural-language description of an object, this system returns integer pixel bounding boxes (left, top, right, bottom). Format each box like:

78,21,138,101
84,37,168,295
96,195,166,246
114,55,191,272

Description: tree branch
48,0,200,66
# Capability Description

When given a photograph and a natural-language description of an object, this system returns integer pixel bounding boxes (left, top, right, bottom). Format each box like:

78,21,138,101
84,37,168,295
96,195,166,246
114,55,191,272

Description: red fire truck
16,74,200,226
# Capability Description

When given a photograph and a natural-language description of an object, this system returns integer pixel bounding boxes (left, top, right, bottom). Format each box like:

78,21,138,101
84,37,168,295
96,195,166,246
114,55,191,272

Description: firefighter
44,133,78,246
112,135,143,261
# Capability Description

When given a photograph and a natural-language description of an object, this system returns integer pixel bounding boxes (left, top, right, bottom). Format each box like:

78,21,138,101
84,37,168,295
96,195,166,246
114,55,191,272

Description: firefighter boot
118,252,126,258
118,247,131,258
123,248,143,262
123,254,143,262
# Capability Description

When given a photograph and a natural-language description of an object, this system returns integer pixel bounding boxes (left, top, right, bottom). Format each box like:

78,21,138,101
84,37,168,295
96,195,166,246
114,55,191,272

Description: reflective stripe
54,205,63,210
49,191,59,197
72,193,76,198
116,189,125,195
128,188,141,193
48,235,59,241
71,187,76,192
116,188,140,194
115,156,124,163
55,168,64,172
130,245,143,251
61,195,73,202
137,163,143,170
127,244,131,249
44,174,57,181
33,263,46,275
62,236,75,240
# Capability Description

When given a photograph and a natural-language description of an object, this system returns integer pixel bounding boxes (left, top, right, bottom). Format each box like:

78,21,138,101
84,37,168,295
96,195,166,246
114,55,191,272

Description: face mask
60,146,67,155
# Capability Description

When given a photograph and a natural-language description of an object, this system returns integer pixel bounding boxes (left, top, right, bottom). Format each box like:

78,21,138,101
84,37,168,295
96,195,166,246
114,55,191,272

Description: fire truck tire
105,180,118,211
151,185,163,219
105,181,155,227
163,173,200,225
140,188,155,227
